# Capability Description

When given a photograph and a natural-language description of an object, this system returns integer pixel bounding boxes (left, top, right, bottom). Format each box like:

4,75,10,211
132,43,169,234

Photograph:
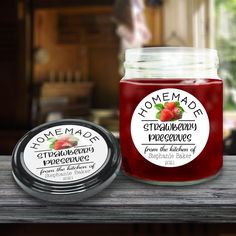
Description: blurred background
0,0,235,154
1,0,236,235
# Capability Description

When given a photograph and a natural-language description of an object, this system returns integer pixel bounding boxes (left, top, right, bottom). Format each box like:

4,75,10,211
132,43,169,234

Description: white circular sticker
131,88,210,167
23,125,108,182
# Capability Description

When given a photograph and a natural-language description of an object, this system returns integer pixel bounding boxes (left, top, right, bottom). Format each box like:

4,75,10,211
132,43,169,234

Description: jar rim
125,47,218,62
124,47,220,79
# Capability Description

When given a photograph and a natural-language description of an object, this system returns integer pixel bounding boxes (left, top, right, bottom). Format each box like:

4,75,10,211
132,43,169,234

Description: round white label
131,88,210,167
23,125,108,182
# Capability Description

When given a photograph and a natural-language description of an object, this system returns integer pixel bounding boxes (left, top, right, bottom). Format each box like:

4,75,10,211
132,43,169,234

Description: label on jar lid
23,125,108,182
131,88,210,167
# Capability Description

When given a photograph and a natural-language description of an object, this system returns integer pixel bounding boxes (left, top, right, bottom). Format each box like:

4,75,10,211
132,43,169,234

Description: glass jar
120,47,223,185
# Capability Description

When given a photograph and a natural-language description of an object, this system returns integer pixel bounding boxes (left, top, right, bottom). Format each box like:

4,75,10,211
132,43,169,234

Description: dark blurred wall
0,0,31,154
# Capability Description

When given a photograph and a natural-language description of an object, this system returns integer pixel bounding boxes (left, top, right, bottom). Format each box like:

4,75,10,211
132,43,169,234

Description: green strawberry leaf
48,137,57,143
156,111,161,119
155,103,164,111
179,106,185,112
49,140,57,149
174,101,185,112
49,143,55,149
175,101,180,107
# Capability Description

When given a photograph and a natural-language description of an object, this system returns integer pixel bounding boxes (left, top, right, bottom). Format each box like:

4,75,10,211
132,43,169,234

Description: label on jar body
23,125,108,182
131,88,210,167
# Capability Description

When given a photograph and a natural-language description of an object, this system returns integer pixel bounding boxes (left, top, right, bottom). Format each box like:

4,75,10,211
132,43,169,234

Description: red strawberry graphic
164,102,176,110
155,101,184,122
54,140,67,150
160,109,174,122
49,135,78,150
172,107,183,120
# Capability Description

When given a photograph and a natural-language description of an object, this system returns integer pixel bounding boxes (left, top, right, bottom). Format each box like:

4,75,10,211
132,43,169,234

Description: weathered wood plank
0,156,236,223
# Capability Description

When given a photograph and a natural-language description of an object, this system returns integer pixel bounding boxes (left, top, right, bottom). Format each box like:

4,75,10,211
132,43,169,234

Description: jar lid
12,119,121,203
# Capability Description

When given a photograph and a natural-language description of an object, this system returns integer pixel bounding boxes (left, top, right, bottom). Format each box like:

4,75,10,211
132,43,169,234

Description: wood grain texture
0,156,236,223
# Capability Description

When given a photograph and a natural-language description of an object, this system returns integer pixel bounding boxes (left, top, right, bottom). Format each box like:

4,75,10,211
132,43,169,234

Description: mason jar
120,47,223,185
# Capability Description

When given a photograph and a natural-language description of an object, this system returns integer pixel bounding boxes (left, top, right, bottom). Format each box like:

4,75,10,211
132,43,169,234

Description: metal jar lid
12,119,121,203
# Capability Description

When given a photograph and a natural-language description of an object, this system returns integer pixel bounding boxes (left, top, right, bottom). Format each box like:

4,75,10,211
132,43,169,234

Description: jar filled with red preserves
120,47,222,185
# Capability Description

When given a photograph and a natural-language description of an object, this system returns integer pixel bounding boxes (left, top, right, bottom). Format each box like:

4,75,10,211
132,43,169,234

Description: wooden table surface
1,155,236,223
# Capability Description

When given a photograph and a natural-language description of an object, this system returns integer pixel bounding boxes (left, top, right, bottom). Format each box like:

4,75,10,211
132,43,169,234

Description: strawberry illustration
160,109,174,122
172,107,183,120
155,101,184,122
54,140,67,150
67,135,78,147
164,102,176,110
48,135,78,150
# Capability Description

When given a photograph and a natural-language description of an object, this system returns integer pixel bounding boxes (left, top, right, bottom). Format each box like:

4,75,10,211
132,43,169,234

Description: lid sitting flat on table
12,119,121,203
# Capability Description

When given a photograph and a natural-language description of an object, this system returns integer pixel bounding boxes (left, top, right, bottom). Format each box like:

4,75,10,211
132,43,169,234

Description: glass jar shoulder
120,77,222,86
